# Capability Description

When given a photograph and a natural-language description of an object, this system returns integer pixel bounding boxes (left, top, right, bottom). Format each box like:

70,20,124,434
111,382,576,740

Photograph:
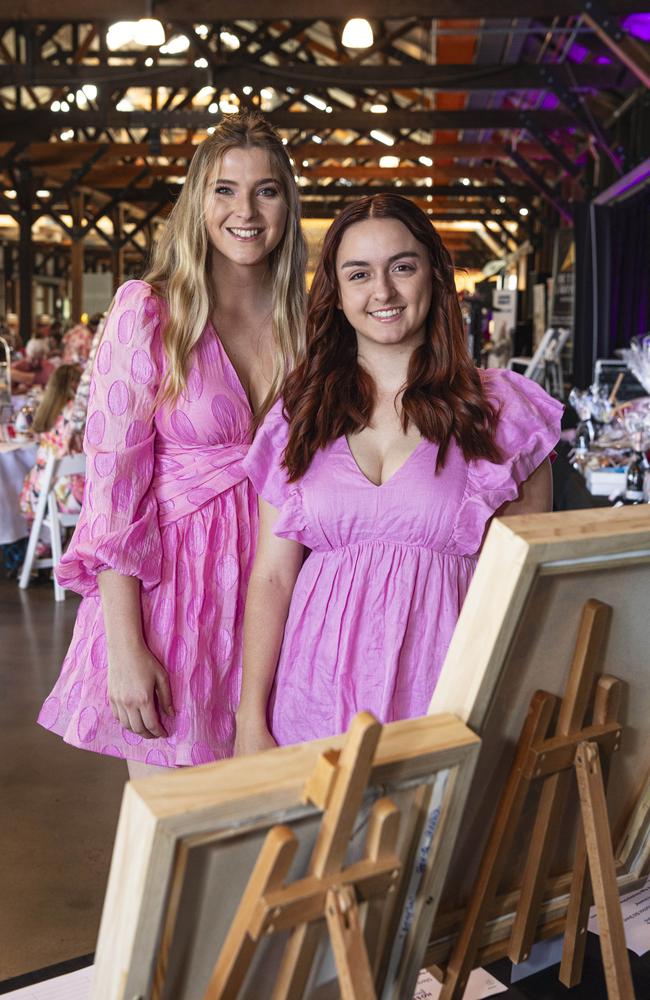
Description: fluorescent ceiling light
342,18,373,48
379,155,400,168
370,129,394,146
370,104,387,113
160,34,190,54
220,30,240,50
304,94,327,111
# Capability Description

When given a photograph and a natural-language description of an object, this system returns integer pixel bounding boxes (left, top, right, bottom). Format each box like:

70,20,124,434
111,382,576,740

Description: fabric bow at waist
153,439,250,525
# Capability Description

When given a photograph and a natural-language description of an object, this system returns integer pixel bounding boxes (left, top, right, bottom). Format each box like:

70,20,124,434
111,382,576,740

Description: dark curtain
573,186,650,388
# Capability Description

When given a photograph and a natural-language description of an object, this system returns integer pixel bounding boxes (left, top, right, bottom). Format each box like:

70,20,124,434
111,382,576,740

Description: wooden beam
0,61,626,94
0,140,564,168
0,108,578,132
6,2,644,17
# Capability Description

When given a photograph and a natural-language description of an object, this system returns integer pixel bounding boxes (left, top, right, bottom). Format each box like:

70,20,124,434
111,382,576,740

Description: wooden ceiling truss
0,4,647,303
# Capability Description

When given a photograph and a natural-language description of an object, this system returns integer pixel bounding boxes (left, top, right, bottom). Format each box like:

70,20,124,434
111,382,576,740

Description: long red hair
282,194,501,481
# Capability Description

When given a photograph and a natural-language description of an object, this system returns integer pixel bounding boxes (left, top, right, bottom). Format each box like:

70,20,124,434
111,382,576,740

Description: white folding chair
508,326,571,399
19,452,86,601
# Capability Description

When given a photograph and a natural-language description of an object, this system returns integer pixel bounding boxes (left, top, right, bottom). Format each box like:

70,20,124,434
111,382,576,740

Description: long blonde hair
145,111,307,422
32,364,81,434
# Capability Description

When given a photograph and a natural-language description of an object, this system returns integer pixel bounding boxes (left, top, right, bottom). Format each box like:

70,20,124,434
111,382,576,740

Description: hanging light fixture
341,18,373,49
134,18,166,47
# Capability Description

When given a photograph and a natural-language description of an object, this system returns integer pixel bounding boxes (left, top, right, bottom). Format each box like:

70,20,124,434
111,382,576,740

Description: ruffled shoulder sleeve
242,399,312,545
448,368,563,555
242,398,292,509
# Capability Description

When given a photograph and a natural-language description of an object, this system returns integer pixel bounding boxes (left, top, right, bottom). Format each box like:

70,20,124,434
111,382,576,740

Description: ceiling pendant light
341,18,373,49
135,18,166,47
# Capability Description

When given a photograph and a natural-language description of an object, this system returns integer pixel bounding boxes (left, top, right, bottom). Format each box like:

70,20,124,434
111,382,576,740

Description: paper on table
414,967,507,999
1,964,92,1000
588,875,650,956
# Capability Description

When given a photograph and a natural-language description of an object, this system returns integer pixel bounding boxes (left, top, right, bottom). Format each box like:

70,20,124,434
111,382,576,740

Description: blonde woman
37,112,307,775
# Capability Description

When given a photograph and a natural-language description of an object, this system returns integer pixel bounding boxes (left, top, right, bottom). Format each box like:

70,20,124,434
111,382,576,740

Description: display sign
549,228,575,328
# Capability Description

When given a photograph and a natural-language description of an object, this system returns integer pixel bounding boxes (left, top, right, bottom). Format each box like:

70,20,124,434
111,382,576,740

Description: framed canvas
91,713,479,1000
427,505,650,965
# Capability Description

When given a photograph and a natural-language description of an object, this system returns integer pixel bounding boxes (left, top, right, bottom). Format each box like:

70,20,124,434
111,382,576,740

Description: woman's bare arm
235,498,304,755
499,457,553,517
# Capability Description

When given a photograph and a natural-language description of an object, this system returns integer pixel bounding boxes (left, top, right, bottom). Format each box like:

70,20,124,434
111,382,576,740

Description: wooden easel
204,712,402,1000
439,598,635,1000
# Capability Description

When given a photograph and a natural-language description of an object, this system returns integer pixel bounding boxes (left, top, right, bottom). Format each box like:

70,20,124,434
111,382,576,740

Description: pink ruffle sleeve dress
243,369,563,746
37,280,256,765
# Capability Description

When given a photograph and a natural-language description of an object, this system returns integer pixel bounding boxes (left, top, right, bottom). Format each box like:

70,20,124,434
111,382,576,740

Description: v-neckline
206,320,252,414
343,435,429,489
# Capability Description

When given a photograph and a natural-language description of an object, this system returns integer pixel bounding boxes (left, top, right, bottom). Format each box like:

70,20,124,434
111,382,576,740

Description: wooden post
110,206,124,294
71,192,84,322
15,168,34,344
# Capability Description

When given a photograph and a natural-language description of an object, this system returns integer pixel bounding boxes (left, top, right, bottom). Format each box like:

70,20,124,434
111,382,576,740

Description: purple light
622,14,650,43
540,93,559,110
568,42,588,63
595,55,612,65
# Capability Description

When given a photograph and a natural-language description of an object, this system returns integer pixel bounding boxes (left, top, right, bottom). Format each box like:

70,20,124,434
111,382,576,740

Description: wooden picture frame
427,506,650,969
91,713,479,1000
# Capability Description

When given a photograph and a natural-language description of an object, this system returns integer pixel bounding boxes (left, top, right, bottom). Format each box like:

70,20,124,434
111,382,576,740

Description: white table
0,439,38,544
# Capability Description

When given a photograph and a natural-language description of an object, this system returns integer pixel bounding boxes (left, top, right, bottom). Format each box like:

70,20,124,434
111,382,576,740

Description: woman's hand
107,640,174,739
234,711,278,756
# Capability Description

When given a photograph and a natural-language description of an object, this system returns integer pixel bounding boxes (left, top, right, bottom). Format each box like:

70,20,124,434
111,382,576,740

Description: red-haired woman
235,194,562,754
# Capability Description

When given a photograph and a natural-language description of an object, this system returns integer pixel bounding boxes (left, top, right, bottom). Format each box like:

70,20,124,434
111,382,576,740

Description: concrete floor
0,577,126,981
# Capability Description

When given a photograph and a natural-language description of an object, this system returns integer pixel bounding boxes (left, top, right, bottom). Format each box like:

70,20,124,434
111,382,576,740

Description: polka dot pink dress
37,280,256,765
243,370,562,746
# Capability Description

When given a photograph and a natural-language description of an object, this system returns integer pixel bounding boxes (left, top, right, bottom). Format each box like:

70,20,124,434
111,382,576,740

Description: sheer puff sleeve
56,280,163,596
448,368,563,556
242,398,309,543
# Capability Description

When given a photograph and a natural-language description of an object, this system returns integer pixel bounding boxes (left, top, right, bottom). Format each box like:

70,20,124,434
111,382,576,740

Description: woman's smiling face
335,216,433,352
203,146,288,268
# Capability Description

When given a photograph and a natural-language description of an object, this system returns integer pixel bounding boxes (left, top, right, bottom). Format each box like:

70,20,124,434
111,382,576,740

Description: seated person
19,364,85,523
11,338,56,389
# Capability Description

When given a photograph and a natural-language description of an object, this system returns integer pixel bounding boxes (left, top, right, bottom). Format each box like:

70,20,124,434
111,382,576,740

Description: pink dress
37,280,256,765
243,369,562,745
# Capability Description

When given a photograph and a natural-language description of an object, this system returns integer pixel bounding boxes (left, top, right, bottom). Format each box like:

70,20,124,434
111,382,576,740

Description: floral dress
37,280,257,766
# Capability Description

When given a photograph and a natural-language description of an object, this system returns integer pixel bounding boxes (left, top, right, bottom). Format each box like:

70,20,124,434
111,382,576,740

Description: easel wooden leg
439,691,556,1000
508,600,612,965
205,826,297,1000
560,677,622,987
575,741,634,1000
361,798,401,977
326,885,378,1000
273,713,382,1000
